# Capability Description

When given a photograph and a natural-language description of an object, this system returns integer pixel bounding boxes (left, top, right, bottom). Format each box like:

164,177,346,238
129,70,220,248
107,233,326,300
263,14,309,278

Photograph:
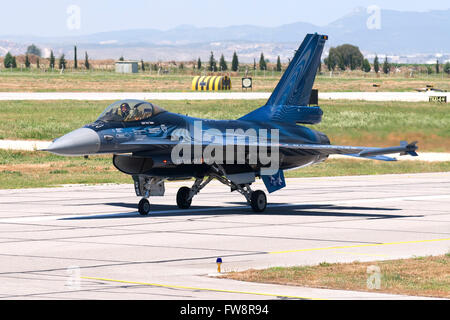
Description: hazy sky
1,0,449,36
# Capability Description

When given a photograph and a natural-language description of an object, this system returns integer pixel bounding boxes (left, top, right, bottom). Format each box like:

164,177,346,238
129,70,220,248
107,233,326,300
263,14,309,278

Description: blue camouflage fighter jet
45,34,418,215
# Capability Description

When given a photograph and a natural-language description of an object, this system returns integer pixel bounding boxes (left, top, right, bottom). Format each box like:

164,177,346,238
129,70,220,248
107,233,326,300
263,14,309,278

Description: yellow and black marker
192,76,231,91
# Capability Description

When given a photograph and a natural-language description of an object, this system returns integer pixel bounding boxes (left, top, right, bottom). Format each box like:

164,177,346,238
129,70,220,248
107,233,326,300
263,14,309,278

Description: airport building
115,60,139,73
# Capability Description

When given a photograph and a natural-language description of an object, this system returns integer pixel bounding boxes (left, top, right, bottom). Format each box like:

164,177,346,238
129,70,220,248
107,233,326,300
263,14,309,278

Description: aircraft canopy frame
97,100,166,122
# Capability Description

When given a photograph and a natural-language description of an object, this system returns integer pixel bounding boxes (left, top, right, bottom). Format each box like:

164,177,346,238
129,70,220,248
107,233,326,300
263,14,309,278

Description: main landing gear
176,176,213,210
175,174,267,213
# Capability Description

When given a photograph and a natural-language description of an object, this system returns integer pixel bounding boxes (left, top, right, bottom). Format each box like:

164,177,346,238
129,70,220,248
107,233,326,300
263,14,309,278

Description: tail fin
239,33,327,123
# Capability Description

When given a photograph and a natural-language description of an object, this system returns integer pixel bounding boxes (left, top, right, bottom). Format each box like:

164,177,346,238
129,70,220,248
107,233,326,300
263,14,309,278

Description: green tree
325,44,363,71
74,46,78,69
373,55,380,73
84,51,90,70
345,45,363,70
36,58,40,69
141,59,145,71
25,54,30,68
426,65,433,75
253,58,256,71
444,62,450,75
49,50,55,69
362,58,371,72
3,52,14,68
58,54,66,70
208,51,217,72
324,47,339,71
339,44,363,70
382,56,390,74
26,44,41,57
231,52,239,72
119,56,124,61
259,52,267,70
337,57,346,71
435,60,440,74
219,54,227,71
197,57,202,70
276,56,282,72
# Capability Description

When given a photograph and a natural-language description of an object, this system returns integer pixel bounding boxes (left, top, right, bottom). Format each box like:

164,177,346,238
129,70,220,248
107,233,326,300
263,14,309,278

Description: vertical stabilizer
239,33,327,123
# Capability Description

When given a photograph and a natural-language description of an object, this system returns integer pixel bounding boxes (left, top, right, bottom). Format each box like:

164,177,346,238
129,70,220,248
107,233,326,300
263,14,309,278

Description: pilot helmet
120,102,130,114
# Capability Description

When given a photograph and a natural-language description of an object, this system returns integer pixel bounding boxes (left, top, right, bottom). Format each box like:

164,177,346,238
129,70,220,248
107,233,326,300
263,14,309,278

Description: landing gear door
133,175,165,197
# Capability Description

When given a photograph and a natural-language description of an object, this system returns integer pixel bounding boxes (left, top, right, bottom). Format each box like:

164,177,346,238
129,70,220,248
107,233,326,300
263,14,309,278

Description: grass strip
221,254,450,298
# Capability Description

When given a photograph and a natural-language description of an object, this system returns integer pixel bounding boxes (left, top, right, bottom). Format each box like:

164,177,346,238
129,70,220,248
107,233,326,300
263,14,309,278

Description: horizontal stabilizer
358,141,419,158
400,141,419,157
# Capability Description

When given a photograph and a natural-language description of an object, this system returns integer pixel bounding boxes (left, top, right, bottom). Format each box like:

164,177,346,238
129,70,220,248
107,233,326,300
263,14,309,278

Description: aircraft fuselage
82,110,329,176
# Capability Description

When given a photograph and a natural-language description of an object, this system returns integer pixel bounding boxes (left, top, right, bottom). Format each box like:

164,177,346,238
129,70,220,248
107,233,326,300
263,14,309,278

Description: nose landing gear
138,198,151,215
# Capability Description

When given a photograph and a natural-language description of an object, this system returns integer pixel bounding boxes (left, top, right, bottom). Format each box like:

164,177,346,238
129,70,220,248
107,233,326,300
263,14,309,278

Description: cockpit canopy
97,100,166,122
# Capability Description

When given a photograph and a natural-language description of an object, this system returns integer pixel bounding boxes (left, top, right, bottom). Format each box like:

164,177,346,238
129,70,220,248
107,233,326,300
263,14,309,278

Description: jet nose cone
46,128,100,156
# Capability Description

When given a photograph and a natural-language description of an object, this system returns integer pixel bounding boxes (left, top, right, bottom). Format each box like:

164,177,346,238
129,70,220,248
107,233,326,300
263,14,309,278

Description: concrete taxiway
0,172,449,300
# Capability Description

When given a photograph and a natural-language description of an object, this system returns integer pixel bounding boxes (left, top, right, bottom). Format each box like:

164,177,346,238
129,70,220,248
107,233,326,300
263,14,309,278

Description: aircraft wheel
138,198,151,215
250,190,267,212
177,187,192,209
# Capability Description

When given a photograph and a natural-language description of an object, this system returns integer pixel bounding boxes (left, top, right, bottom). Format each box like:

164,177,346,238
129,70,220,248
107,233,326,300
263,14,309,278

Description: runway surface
0,91,448,102
0,172,449,300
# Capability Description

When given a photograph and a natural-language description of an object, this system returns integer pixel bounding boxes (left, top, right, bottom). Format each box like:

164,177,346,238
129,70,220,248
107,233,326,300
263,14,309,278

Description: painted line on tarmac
81,276,317,300
269,238,450,254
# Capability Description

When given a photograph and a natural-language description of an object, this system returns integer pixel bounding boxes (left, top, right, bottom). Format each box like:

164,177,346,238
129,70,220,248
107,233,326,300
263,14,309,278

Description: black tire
250,190,267,212
177,187,192,209
138,198,151,215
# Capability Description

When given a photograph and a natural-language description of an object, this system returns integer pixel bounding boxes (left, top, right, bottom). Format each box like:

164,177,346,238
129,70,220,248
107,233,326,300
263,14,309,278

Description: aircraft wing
278,140,419,161
121,137,418,162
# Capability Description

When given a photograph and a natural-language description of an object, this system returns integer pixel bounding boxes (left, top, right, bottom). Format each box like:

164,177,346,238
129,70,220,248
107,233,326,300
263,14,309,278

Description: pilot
118,102,130,120
127,106,144,121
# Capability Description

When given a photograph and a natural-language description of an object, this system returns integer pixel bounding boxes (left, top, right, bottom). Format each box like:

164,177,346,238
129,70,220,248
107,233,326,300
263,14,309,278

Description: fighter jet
45,34,418,215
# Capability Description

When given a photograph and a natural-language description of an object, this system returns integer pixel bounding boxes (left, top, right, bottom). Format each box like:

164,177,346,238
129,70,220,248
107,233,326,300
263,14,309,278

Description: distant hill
0,8,448,62
324,7,450,54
